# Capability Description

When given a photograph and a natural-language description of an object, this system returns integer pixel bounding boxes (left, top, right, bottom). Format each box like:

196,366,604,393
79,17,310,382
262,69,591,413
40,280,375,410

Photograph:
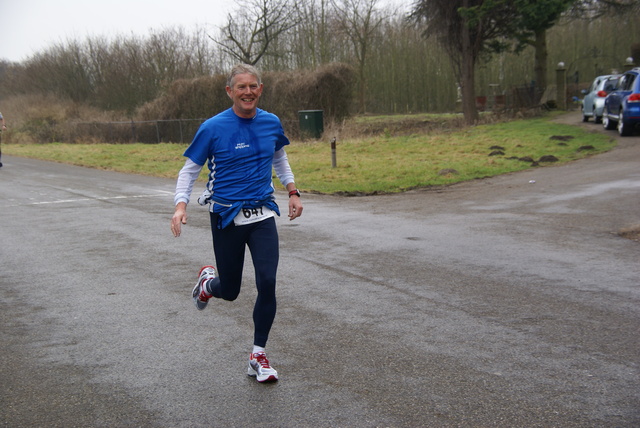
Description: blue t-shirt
184,108,290,202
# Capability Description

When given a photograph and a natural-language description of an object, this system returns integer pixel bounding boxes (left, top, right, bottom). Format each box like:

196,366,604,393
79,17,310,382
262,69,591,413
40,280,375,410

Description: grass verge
3,114,615,195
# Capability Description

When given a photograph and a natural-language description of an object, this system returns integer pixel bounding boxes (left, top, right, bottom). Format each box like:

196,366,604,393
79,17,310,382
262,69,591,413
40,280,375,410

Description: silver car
582,74,620,123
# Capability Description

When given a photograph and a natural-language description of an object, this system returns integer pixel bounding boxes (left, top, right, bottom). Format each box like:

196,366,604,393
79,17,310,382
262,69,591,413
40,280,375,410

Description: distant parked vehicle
603,67,640,136
581,74,620,123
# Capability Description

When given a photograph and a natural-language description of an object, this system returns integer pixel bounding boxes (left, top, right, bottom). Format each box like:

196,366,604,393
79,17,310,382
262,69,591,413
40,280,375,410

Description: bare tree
23,40,94,103
332,0,385,113
213,0,301,66
291,0,333,68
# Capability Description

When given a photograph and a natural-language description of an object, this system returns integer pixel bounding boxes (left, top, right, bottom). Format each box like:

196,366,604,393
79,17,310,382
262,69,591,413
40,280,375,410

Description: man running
171,64,303,382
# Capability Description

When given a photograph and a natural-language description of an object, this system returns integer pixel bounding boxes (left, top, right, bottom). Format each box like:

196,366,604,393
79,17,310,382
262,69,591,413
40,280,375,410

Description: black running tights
208,213,279,348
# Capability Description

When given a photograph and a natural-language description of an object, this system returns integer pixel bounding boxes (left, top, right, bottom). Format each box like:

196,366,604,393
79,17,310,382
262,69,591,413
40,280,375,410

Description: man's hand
288,195,303,221
171,202,188,237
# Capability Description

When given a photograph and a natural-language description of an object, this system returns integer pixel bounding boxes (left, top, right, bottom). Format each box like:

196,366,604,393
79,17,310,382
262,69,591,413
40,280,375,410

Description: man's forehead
233,73,260,84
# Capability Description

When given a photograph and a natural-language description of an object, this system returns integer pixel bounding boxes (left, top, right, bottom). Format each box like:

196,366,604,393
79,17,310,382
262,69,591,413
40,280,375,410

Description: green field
3,113,614,195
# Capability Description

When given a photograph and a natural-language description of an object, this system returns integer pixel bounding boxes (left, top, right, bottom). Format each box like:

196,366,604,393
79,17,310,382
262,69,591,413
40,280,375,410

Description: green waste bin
298,110,324,139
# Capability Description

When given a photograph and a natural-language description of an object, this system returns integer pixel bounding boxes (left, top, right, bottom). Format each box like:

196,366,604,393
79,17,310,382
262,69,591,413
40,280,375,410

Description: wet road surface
1,112,639,427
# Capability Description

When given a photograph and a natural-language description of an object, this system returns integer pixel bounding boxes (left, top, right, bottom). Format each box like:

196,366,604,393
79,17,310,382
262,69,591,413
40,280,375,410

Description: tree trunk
358,67,367,114
533,28,548,103
460,56,478,125
460,2,478,125
358,47,367,114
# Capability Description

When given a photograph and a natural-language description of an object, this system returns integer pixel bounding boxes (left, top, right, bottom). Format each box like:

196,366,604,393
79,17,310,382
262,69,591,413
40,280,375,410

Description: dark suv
603,67,640,136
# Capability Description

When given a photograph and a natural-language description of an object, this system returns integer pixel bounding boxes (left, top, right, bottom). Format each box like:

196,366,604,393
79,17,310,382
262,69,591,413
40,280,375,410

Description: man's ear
225,86,233,99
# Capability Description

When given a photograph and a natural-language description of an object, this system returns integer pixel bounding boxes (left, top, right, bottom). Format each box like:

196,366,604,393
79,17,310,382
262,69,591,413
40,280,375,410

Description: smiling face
226,72,264,119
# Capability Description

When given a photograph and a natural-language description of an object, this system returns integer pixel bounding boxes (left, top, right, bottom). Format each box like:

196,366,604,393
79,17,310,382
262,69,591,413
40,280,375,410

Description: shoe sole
192,266,215,310
192,282,208,310
247,366,278,382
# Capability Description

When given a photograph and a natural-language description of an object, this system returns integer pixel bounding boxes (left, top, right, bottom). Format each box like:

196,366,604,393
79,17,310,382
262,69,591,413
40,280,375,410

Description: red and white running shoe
248,352,278,382
192,266,216,310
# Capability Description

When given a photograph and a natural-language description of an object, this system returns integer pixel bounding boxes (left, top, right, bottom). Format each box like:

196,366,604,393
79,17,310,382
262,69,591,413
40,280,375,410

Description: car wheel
603,115,616,130
594,114,603,124
617,109,632,136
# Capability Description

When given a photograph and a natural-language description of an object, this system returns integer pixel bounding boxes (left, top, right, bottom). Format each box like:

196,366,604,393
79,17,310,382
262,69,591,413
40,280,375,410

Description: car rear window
604,77,620,91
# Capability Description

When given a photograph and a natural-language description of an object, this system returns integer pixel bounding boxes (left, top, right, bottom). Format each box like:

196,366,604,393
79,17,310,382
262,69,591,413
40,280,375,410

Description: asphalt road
1,112,639,427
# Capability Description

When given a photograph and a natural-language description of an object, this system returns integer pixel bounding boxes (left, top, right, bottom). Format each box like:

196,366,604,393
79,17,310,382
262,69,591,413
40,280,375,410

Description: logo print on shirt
235,142,250,150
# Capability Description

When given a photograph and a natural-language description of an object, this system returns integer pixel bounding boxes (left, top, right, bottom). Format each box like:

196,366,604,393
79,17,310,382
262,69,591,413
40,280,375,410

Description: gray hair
227,64,262,88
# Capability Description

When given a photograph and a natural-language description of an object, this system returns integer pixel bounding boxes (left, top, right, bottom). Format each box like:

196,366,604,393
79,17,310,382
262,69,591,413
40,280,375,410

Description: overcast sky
0,0,232,63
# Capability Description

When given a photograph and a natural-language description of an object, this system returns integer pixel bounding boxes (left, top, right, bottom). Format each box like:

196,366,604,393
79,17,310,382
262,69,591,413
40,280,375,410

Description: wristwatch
288,189,301,198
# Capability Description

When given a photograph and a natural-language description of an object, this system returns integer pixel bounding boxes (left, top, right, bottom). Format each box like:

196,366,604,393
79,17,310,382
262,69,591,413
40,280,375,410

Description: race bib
233,206,274,226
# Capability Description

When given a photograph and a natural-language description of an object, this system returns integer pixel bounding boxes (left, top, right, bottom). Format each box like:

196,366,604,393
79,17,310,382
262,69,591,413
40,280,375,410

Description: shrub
136,63,356,139
136,74,229,121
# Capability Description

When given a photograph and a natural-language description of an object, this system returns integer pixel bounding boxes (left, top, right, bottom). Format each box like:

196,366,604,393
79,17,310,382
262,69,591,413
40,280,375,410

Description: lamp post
556,62,567,110
625,57,636,71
